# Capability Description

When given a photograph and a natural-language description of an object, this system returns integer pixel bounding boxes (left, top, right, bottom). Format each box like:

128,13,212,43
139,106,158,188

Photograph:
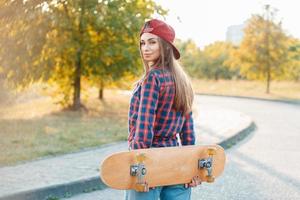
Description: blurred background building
226,23,246,45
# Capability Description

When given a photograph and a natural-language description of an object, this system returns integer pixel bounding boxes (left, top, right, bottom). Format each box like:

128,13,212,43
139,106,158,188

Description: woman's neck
148,61,155,67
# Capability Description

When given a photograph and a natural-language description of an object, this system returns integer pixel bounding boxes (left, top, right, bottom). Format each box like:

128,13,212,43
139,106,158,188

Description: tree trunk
265,6,271,94
99,80,104,100
214,69,219,81
72,0,85,110
214,74,219,81
266,65,271,94
72,48,82,110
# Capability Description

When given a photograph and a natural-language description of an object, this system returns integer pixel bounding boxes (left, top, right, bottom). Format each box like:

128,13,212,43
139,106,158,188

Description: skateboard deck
100,144,225,192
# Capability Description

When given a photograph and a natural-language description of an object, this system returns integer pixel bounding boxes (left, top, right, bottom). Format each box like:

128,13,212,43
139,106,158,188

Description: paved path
193,95,300,199
0,94,253,200
63,95,300,200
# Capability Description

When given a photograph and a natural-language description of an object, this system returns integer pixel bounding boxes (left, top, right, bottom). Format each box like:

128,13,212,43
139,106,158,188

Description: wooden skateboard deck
100,144,226,192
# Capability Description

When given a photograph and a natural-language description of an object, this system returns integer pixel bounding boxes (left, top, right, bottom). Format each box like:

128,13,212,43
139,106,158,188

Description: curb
219,121,256,150
0,112,256,200
0,177,104,200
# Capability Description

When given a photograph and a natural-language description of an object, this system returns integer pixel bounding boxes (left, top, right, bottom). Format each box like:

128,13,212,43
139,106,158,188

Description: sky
153,0,300,49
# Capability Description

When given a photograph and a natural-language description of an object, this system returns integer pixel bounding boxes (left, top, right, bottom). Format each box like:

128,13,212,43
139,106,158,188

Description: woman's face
140,33,160,65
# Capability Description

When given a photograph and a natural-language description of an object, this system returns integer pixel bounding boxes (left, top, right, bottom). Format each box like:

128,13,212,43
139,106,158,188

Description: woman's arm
129,71,160,149
180,111,196,145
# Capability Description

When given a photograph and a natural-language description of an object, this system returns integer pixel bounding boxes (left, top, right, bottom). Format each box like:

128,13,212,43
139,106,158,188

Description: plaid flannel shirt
128,67,196,149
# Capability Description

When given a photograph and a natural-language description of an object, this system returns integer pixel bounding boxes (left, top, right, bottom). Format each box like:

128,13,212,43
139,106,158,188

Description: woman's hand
184,176,202,188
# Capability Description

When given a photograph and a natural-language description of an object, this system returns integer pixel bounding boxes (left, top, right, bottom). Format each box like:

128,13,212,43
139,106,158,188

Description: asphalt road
64,95,300,200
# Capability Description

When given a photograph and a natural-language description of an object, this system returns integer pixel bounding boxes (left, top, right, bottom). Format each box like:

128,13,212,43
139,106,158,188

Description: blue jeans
125,184,191,200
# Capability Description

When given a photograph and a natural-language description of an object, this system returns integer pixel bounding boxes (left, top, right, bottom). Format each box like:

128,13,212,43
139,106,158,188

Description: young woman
126,19,201,200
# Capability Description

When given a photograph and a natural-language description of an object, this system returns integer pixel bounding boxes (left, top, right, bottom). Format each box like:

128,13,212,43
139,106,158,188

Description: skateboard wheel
206,176,215,183
207,148,216,156
130,165,138,176
141,167,147,175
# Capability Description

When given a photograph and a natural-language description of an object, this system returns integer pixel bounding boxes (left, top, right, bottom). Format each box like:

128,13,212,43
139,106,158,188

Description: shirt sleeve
180,111,196,145
129,71,160,149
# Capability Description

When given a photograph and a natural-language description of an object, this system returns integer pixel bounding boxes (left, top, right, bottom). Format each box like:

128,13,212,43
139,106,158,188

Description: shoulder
142,69,162,86
148,68,172,83
141,68,173,87
149,68,163,76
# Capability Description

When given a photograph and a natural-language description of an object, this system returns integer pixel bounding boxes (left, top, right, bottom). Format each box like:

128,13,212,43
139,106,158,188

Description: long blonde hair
139,37,194,115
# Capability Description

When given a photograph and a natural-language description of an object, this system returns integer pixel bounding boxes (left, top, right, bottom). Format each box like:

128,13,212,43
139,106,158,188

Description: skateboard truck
198,147,216,183
130,153,148,192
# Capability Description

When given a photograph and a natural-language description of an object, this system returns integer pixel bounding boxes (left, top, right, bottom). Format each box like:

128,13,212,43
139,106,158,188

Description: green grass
0,88,130,166
192,79,300,103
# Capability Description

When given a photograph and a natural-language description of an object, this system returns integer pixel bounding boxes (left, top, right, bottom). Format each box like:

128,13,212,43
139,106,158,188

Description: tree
0,0,51,89
0,0,166,109
177,39,239,80
176,39,205,79
283,38,300,81
238,5,289,93
202,41,237,80
84,0,166,100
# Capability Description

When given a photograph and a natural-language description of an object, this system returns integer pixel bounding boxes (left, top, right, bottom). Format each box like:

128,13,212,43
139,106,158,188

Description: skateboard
100,144,226,192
